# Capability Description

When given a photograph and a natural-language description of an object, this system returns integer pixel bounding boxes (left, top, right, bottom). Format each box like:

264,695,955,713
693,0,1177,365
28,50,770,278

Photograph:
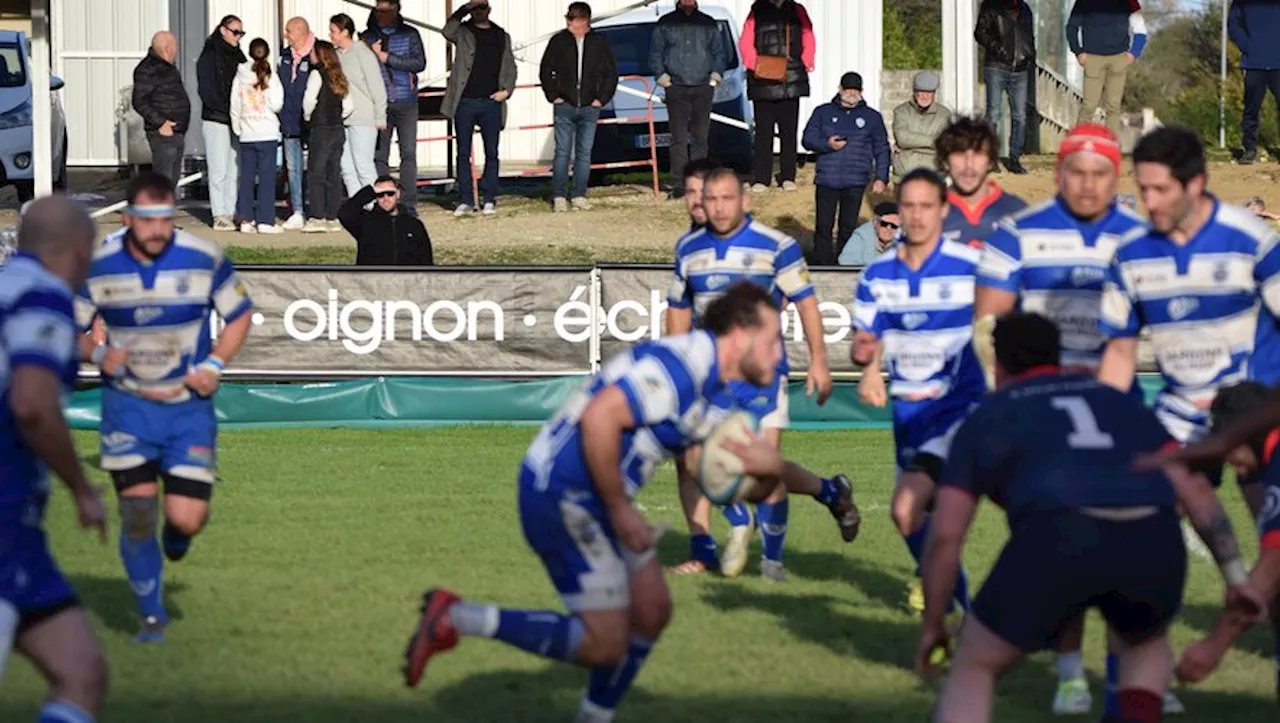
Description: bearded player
938,116,1027,251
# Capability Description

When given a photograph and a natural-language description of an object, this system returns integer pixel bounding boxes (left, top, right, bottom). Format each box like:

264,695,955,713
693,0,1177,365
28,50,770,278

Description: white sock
1057,651,1085,682
448,601,499,638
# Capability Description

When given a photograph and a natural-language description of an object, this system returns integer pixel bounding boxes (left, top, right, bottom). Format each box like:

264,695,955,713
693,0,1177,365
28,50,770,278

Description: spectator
339,176,434,266
649,0,728,199
1245,196,1280,228
230,38,284,234
278,17,315,230
330,13,387,197
838,201,899,266
802,71,890,265
1228,0,1280,165
365,0,427,216
302,41,354,234
132,31,190,187
742,0,814,193
540,2,618,213
442,1,518,217
196,15,247,231
1067,0,1146,136
975,0,1034,174
892,70,951,179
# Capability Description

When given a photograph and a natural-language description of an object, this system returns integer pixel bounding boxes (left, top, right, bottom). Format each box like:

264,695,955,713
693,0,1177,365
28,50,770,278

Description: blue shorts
99,387,218,488
972,509,1186,653
517,465,651,612
0,522,78,632
726,374,789,430
892,402,974,473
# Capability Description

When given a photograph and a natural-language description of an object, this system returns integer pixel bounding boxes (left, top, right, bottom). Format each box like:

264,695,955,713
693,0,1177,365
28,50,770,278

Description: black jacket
975,0,1036,72
339,186,434,266
539,30,618,108
196,33,246,125
132,50,191,133
648,7,729,86
746,0,810,102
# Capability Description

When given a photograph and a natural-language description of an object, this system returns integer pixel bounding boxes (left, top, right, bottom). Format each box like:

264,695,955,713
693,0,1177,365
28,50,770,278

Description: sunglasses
878,220,900,230
224,27,245,37
375,190,398,198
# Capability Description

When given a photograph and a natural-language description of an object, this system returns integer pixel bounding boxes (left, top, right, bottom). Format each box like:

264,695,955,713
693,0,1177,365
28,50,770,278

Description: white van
591,2,753,176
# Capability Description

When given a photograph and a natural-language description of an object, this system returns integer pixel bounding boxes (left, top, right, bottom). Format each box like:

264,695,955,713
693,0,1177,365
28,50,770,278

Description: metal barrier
414,75,662,203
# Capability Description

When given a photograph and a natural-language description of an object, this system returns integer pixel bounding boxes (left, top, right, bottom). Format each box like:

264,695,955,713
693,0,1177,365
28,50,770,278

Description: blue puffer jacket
277,49,311,138
1230,0,1280,71
802,98,891,189
363,12,427,104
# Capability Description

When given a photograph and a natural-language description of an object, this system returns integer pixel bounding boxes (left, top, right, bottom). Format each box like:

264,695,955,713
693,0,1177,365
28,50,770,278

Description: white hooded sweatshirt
230,61,284,142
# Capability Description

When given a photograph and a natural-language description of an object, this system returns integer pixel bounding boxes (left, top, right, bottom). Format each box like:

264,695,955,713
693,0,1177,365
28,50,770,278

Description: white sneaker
760,559,786,583
750,183,769,194
302,218,328,233
570,197,592,211
453,204,474,217
283,212,305,230
553,197,569,213
781,180,798,192
257,223,283,234
1162,690,1185,715
213,216,236,231
326,219,342,232
719,512,755,579
482,202,496,216
238,222,257,234
1051,678,1092,715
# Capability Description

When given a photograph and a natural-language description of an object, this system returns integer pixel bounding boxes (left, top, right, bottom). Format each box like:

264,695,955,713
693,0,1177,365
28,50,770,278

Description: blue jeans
202,120,239,218
984,67,1028,160
455,97,502,206
237,140,278,226
283,137,305,217
552,104,601,200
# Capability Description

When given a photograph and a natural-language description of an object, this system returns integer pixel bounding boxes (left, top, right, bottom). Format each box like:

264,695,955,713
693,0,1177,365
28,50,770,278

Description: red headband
1058,123,1121,172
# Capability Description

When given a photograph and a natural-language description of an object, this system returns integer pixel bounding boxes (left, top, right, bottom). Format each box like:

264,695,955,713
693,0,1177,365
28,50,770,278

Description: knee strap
119,497,158,541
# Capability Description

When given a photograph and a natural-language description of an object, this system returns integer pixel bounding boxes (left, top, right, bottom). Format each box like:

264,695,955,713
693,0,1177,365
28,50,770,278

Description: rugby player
852,167,984,617
74,171,254,644
937,116,1027,251
917,312,1265,723
401,282,842,722
666,167,854,582
974,122,1149,715
1,196,109,723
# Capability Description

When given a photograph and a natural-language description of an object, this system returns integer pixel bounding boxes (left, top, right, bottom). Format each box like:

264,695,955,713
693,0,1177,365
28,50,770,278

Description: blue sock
1103,652,1120,717
119,532,166,622
903,517,971,612
903,517,930,576
37,700,94,723
450,601,585,662
722,502,751,527
583,635,655,715
816,477,841,506
688,534,719,569
756,500,788,563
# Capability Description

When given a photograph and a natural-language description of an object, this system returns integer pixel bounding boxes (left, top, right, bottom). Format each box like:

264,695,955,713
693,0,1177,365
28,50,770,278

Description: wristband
197,355,226,377
90,344,107,366
1223,558,1249,587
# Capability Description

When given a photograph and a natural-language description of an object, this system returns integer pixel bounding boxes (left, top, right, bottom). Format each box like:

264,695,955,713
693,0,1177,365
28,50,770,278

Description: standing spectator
302,41,354,233
1229,0,1280,165
442,1,518,217
278,17,315,229
364,0,426,215
974,0,1034,174
330,13,387,197
540,2,618,213
741,0,814,193
801,71,890,265
230,38,284,234
838,202,900,267
1068,0,1146,136
892,70,951,178
339,176,434,265
649,0,728,199
133,31,190,186
197,15,246,231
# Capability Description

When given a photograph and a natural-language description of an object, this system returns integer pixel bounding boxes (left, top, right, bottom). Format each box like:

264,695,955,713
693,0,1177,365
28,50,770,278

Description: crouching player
917,313,1264,723
402,282,838,722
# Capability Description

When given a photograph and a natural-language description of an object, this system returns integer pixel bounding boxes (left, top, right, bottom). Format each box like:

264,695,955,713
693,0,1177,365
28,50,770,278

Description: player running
667,167,854,582
852,167,985,618
402,282,841,722
73,171,254,644
937,116,1027,251
916,311,1264,723
974,122,1149,715
1,196,110,723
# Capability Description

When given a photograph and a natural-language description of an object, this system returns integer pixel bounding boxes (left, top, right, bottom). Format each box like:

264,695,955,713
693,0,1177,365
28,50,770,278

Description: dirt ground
7,157,1280,263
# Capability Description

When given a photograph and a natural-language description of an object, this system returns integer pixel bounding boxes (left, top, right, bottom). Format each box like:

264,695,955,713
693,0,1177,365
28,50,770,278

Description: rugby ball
697,410,761,506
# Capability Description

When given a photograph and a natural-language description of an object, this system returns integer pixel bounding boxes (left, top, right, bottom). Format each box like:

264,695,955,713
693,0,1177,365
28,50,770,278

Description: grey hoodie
338,39,388,127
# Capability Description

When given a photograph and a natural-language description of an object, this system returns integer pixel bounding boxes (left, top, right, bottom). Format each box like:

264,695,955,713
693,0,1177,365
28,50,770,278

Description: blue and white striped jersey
74,229,252,404
1100,198,1280,440
522,331,733,499
854,239,987,422
978,198,1148,371
668,216,815,374
0,254,79,512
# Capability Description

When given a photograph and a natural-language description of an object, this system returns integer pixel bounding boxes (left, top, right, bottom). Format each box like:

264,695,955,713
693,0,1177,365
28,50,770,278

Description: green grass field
1,428,1275,722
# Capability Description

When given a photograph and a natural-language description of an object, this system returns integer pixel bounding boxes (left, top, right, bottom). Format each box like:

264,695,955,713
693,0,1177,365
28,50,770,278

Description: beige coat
892,99,953,178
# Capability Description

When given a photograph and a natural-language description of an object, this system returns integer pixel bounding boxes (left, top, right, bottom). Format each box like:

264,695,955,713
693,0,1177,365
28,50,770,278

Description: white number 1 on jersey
1050,396,1115,450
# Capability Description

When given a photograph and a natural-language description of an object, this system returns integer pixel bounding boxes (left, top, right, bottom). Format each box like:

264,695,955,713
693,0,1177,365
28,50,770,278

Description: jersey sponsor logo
902,312,929,330
1157,334,1232,388
101,431,137,452
705,274,732,290
1070,266,1106,287
1167,296,1199,321
133,306,165,325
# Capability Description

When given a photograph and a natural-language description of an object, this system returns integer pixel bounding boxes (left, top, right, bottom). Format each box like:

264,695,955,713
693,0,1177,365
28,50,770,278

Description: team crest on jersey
902,312,929,330
938,283,952,300
1213,262,1229,283
1167,296,1199,321
176,275,191,295
36,322,55,339
1070,266,1106,287
706,274,731,290
742,254,755,268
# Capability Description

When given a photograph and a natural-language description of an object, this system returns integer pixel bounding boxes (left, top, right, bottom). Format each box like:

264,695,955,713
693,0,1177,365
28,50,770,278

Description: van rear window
595,21,740,77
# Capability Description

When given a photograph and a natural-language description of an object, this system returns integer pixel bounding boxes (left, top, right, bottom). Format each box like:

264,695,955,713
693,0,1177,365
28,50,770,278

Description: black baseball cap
840,72,863,90
873,202,898,217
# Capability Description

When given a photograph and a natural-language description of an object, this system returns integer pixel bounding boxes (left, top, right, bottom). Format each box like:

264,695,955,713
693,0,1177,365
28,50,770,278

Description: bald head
18,195,96,287
151,31,177,63
285,17,312,49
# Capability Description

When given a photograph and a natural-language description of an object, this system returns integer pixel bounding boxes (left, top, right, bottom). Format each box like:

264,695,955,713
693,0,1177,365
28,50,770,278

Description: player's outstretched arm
793,297,832,405
1177,548,1280,683
1097,338,1138,393
1135,390,1280,472
580,386,654,553
973,287,1016,391
210,311,253,365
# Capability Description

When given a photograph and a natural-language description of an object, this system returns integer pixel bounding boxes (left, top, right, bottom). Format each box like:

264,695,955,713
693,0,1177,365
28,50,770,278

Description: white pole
30,0,52,198
1220,0,1228,149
